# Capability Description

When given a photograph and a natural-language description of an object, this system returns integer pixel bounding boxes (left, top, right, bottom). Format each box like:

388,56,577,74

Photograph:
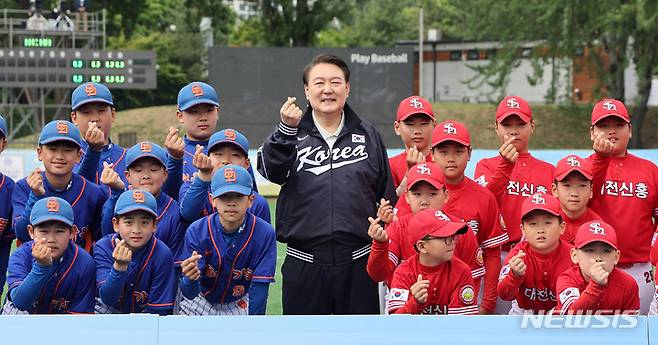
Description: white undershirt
312,110,345,149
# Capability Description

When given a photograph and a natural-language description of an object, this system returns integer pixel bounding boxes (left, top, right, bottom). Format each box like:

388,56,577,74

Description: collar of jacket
299,103,362,138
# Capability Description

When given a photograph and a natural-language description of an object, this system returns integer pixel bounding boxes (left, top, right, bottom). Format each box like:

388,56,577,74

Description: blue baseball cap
0,114,7,139
177,81,219,111
39,120,82,147
208,129,249,156
114,189,158,217
126,141,167,168
211,164,253,198
30,197,75,227
71,82,114,111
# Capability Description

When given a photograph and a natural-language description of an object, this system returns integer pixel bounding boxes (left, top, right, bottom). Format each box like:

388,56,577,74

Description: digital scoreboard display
0,48,156,89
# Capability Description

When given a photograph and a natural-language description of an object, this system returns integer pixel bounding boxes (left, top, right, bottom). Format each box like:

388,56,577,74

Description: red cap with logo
555,155,593,181
591,98,630,125
574,220,618,250
520,193,561,220
406,162,445,191
496,96,532,123
397,96,435,121
408,208,468,245
432,120,471,147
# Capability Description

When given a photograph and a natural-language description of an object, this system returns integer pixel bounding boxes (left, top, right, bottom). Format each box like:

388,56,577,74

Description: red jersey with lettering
366,212,483,294
389,151,434,189
474,153,555,245
386,254,477,315
560,209,602,245
498,240,573,313
588,153,658,264
555,265,639,315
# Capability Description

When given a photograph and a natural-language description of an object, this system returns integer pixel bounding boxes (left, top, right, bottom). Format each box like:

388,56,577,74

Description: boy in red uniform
551,155,602,245
430,120,508,314
367,162,483,297
386,208,477,315
555,220,639,315
587,98,658,314
388,96,435,192
498,193,573,315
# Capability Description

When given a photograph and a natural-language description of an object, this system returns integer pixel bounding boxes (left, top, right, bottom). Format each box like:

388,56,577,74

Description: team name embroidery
507,182,548,197
84,84,96,96
225,129,236,141
589,222,605,235
232,285,245,297
601,181,649,198
409,97,424,109
524,287,556,302
47,198,60,212
50,298,70,311
443,122,457,134
140,142,152,152
191,84,204,97
506,98,520,109
0,218,7,232
133,190,145,203
224,168,237,183
602,100,616,111
296,144,369,176
232,268,253,281
56,121,68,134
417,163,431,175
466,219,479,234
133,291,149,303
531,193,546,205
422,304,448,314
205,265,218,278
566,156,581,167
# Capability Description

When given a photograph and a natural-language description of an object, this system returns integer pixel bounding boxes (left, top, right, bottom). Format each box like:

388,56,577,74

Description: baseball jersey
560,209,602,245
498,240,573,313
555,265,639,314
12,173,107,251
76,139,128,187
386,254,477,315
0,173,15,241
588,153,658,264
94,234,176,314
389,151,434,189
367,212,483,290
6,241,95,314
474,153,555,245
177,213,276,304
179,176,270,224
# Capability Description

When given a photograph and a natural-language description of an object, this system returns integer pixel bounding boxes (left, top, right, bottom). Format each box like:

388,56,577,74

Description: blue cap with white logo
177,81,219,111
30,197,75,227
211,164,253,198
0,114,7,139
71,82,114,111
126,141,167,168
114,189,158,217
39,120,82,147
208,129,249,156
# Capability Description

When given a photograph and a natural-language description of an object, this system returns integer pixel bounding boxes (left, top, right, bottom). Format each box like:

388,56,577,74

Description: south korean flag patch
352,134,365,143
559,287,580,304
499,264,511,280
387,288,409,302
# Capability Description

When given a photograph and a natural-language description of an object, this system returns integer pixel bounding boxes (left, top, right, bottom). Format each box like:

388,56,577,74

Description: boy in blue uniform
0,115,15,292
100,141,186,256
2,197,95,314
178,165,276,315
12,120,107,252
70,82,185,199
94,189,177,315
179,129,270,223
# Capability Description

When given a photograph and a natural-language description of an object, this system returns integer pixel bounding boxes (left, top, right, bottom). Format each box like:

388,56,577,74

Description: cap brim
408,177,444,191
179,99,219,111
592,113,630,125
39,137,81,147
576,239,618,251
32,215,73,227
497,111,531,123
115,205,157,217
72,98,114,111
398,111,435,122
127,154,166,168
0,128,6,138
428,222,468,238
208,140,248,156
211,185,252,198
432,137,471,148
555,167,593,181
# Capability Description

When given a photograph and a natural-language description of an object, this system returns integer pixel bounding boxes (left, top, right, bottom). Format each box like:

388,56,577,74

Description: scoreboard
0,48,157,89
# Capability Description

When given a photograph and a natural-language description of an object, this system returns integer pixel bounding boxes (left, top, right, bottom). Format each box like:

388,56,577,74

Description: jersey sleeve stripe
388,252,399,266
252,275,274,280
481,233,510,248
146,302,175,307
472,267,486,278
448,306,478,315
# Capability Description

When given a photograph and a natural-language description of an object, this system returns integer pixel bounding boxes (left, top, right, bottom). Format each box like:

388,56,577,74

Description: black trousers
282,251,379,315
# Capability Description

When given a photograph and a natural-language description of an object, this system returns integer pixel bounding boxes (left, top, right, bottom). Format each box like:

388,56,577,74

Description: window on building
521,48,532,58
450,50,462,61
466,49,479,60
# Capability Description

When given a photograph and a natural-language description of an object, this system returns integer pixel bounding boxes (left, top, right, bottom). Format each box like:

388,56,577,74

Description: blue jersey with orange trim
76,140,128,187
0,173,15,240
6,241,96,314
94,234,176,314
12,173,107,251
177,213,276,304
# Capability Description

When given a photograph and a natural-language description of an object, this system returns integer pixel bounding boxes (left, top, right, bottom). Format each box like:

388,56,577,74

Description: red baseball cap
406,162,445,191
496,96,532,123
397,96,435,121
520,193,561,220
591,98,630,125
432,120,471,147
574,221,618,250
555,155,593,181
408,208,468,245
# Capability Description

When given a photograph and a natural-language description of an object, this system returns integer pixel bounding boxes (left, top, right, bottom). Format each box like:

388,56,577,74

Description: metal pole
418,7,423,97
102,9,106,49
432,41,437,102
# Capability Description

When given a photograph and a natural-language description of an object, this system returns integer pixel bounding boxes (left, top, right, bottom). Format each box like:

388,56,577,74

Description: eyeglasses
423,234,456,246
